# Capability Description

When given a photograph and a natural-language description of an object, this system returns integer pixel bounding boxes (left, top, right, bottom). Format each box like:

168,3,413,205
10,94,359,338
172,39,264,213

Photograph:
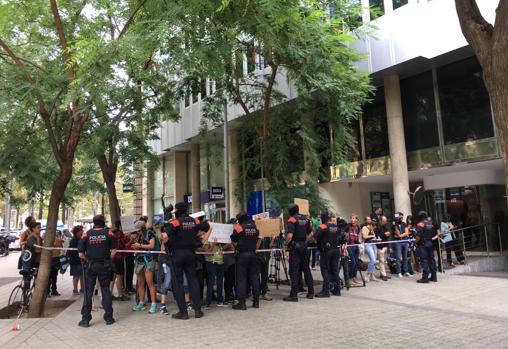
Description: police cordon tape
33,239,416,256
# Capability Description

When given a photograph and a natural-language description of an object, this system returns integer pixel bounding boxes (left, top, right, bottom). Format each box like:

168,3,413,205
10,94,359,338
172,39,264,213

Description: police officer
415,211,438,284
164,202,206,320
78,214,117,327
315,211,341,297
231,212,261,310
283,203,314,302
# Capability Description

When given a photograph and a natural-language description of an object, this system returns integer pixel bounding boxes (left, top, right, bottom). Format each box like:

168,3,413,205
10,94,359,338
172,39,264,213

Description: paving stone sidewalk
1,272,507,349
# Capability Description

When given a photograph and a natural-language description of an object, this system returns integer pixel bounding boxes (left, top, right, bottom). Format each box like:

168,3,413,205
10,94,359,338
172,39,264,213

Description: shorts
70,263,83,277
113,259,124,275
134,257,156,274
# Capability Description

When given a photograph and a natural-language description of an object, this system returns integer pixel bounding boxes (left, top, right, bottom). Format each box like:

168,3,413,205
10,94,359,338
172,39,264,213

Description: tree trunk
97,154,121,226
29,165,72,317
489,86,508,204
38,194,44,220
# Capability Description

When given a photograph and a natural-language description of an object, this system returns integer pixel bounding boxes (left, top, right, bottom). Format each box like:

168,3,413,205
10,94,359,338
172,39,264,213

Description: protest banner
208,222,234,243
120,215,136,233
294,198,310,216
256,218,282,238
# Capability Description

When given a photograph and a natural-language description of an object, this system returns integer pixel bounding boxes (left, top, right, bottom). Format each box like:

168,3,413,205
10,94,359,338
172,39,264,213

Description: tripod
268,233,289,289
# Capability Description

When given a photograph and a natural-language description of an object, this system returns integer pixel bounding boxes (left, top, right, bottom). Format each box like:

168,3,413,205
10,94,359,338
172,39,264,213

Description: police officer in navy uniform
416,211,438,284
315,211,342,297
78,214,117,327
283,203,314,302
165,202,207,320
231,212,261,310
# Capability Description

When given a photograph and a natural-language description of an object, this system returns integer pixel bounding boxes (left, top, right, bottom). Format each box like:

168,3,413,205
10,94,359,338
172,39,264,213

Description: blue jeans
365,244,377,273
347,246,359,278
395,242,409,274
161,263,171,294
205,262,224,304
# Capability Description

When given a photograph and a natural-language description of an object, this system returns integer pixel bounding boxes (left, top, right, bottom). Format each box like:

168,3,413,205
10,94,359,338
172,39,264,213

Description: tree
455,1,508,202
159,0,371,212
0,0,153,317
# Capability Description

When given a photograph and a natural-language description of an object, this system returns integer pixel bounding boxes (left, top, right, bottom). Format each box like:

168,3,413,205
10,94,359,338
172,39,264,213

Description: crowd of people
18,202,466,327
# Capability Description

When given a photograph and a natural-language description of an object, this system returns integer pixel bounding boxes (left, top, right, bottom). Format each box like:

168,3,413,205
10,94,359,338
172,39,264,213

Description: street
0,251,507,349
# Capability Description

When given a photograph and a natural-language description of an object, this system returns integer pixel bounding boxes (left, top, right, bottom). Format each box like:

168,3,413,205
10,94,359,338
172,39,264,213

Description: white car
8,229,22,250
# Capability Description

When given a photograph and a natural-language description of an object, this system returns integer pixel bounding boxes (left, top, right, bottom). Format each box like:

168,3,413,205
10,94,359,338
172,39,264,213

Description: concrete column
174,151,188,203
384,75,412,216
228,130,242,218
191,144,201,212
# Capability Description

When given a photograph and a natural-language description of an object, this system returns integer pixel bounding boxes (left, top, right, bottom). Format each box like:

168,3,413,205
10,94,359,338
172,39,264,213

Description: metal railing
437,222,504,268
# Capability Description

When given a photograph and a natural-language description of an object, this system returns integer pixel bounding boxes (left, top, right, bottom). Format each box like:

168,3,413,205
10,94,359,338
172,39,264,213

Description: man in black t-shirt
375,216,391,281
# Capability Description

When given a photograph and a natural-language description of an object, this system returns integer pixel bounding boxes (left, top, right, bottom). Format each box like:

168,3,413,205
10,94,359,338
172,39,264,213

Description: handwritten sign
120,215,136,233
208,222,234,244
294,198,310,216
255,218,282,238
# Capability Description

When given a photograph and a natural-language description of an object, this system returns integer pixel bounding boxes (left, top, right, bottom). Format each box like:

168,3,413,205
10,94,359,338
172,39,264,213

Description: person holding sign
283,204,315,302
230,212,261,310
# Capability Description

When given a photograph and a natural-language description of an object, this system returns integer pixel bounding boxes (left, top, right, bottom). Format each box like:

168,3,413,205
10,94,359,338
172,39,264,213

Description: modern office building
137,0,505,247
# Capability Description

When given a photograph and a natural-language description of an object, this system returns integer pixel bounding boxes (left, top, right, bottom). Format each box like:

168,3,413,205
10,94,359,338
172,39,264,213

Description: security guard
315,211,341,297
230,212,261,310
416,211,438,284
78,214,117,327
283,203,314,302
165,202,206,320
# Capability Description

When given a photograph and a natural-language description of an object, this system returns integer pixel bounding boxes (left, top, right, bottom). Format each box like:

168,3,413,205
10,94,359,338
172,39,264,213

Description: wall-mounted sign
122,183,134,193
209,187,225,200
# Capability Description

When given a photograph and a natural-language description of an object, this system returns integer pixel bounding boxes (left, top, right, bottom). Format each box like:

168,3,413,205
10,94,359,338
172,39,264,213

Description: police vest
319,223,341,249
288,214,310,242
169,216,200,250
420,219,436,244
83,228,112,260
233,223,259,252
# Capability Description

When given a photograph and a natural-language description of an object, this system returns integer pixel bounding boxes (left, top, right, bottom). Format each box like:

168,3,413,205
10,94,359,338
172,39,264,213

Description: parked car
0,231,11,256
8,229,22,250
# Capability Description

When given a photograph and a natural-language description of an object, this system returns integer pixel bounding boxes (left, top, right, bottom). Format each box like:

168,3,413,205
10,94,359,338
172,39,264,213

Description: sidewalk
1,272,507,349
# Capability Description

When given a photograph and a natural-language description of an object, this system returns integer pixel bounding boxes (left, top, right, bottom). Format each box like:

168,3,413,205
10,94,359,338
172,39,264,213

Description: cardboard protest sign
252,212,269,220
294,198,310,216
255,218,282,238
120,215,136,233
208,222,234,243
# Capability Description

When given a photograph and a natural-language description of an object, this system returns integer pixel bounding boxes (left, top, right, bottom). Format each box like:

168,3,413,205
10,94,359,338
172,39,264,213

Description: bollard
498,223,503,255
484,225,489,257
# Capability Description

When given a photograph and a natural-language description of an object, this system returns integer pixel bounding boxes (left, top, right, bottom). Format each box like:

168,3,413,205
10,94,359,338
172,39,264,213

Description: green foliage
157,0,372,213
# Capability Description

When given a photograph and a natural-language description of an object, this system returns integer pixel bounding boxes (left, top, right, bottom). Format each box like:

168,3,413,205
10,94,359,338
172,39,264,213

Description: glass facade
438,57,494,145
363,86,389,159
392,0,408,10
401,71,439,151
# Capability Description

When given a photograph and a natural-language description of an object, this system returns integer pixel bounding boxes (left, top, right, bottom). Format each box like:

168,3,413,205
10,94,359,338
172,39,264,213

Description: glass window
393,0,408,10
401,71,439,151
438,57,494,145
370,0,384,18
363,87,389,159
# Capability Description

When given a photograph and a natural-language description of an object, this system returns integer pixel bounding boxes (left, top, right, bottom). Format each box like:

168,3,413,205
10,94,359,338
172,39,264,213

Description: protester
346,214,361,286
393,212,411,277
374,216,391,281
158,228,172,315
68,225,84,294
407,215,420,274
47,230,64,297
22,222,42,272
111,220,130,301
440,216,465,267
19,216,36,251
130,220,158,313
257,235,273,301
202,231,227,307
361,218,378,281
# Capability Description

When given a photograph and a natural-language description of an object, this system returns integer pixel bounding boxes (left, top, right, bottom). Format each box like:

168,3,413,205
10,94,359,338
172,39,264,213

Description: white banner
208,222,234,244
252,212,269,220
120,215,136,233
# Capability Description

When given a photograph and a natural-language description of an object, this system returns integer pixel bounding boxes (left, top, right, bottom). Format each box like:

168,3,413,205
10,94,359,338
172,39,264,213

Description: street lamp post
223,100,230,222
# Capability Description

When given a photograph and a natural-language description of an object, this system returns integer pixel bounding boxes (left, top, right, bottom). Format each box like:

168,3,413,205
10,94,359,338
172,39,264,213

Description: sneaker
252,300,259,308
306,294,314,299
381,276,389,281
216,302,227,307
119,294,131,301
186,303,194,312
160,306,169,315
261,294,273,301
105,318,115,325
73,289,79,295
204,303,211,308
404,273,413,277
148,303,157,314
369,275,379,282
398,273,403,278
315,292,330,298
232,302,247,310
195,310,204,318
283,296,298,302
417,279,429,284
132,303,146,311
